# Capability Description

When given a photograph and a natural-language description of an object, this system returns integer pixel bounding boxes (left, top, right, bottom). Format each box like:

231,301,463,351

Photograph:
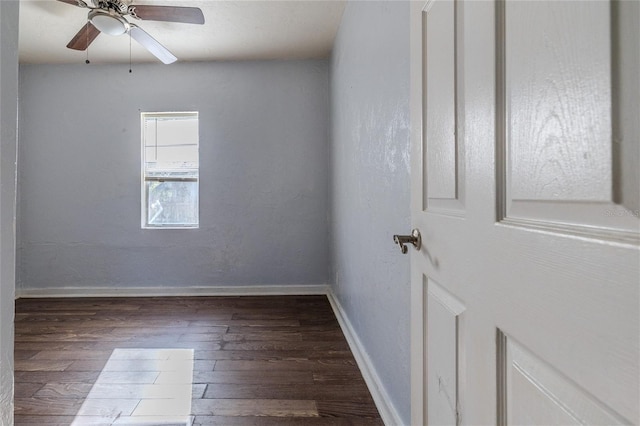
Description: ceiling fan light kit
88,10,129,36
58,0,204,64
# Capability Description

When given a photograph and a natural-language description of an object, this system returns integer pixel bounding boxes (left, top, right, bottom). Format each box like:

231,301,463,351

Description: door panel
499,332,629,425
497,0,639,239
410,0,639,424
505,1,613,203
423,0,466,215
424,0,457,201
426,278,466,425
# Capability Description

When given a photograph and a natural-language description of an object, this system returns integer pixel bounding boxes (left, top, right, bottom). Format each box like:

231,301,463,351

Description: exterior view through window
142,112,199,228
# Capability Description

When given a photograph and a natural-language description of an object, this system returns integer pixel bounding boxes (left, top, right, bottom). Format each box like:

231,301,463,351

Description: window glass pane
145,118,199,167
146,181,199,226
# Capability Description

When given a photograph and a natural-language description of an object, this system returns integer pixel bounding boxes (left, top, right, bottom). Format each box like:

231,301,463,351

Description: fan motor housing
92,0,130,14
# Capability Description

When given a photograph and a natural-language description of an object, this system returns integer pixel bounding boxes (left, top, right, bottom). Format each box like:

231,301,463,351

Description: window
141,112,199,228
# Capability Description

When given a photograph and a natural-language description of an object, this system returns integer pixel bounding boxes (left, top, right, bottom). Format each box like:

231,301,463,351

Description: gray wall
329,1,411,423
0,0,19,422
18,60,329,292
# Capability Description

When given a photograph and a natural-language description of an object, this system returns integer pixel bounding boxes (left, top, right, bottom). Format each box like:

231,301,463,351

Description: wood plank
63,360,109,372
194,349,354,360
14,383,44,398
12,342,102,351
178,333,225,342
203,383,374,401
193,360,217,371
33,383,93,398
14,415,117,425
316,400,381,418
226,325,341,333
221,341,350,351
88,341,223,351
190,399,319,417
14,360,74,372
313,372,370,385
192,370,314,385
222,331,303,342
14,397,84,416
192,417,383,425
14,350,40,360
15,371,99,383
30,350,113,360
213,359,358,372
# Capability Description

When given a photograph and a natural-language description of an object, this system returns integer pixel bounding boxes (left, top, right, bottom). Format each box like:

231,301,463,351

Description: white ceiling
19,0,346,64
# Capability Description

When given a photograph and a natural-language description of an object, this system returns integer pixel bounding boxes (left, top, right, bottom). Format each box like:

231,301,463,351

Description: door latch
393,229,421,254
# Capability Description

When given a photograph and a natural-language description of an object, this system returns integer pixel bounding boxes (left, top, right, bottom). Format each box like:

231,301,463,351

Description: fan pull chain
85,21,90,64
129,34,132,73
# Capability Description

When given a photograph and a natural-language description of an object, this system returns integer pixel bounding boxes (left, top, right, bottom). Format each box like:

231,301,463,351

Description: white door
409,0,639,424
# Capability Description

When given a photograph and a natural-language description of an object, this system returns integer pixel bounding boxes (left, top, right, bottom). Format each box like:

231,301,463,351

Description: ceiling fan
57,0,205,64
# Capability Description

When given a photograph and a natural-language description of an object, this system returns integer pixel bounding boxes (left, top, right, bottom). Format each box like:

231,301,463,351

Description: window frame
141,111,200,230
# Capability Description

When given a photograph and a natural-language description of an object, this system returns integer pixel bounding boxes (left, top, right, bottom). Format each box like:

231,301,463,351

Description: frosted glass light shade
89,11,129,36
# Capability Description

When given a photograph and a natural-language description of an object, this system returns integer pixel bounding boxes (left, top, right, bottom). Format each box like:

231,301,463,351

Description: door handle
393,229,421,254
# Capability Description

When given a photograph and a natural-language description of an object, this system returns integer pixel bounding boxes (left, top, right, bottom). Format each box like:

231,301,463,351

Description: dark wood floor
14,295,383,425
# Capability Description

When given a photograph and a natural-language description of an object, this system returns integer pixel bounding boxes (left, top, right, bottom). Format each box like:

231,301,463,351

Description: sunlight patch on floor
71,348,194,426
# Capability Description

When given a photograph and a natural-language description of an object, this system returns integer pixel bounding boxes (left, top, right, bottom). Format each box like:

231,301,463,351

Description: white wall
17,60,329,294
329,1,411,424
0,0,19,422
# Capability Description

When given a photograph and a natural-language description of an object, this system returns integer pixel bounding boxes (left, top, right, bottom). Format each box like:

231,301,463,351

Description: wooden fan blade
57,0,88,7
66,22,100,51
130,5,205,25
129,26,177,64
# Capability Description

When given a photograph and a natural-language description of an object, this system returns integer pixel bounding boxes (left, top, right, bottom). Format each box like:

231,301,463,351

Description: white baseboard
327,290,404,426
16,284,330,298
